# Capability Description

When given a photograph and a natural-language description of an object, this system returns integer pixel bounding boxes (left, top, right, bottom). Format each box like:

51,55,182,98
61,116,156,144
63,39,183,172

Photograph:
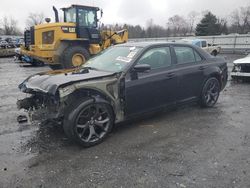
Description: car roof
118,41,196,48
117,41,212,59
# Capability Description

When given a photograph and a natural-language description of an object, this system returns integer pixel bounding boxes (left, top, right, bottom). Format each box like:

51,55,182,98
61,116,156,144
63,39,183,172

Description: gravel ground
0,54,250,188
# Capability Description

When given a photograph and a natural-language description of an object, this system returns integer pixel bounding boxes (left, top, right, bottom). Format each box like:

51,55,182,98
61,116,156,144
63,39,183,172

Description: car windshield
83,46,142,72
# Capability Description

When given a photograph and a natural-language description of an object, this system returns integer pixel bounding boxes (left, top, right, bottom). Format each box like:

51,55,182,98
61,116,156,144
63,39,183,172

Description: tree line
104,5,250,38
0,5,249,37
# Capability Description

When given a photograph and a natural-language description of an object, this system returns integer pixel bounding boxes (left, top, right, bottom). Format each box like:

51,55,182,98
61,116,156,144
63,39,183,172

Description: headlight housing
233,64,241,72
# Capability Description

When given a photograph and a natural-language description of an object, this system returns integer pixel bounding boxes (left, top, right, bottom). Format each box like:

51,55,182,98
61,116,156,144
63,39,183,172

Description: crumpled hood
233,56,250,64
19,68,116,95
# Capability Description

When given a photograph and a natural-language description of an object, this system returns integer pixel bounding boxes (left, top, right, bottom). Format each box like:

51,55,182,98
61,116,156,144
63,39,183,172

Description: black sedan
18,42,228,147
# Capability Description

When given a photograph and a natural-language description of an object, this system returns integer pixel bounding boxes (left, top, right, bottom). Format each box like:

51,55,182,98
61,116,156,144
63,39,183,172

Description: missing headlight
233,65,241,72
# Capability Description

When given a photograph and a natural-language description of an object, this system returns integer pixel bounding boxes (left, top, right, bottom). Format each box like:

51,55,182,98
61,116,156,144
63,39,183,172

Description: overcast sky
0,0,249,30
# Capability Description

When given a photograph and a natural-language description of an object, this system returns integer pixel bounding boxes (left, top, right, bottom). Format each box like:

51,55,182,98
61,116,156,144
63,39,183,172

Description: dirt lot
0,54,250,188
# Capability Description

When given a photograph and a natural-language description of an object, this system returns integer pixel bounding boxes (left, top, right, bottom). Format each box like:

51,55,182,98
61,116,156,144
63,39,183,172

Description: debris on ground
17,115,28,123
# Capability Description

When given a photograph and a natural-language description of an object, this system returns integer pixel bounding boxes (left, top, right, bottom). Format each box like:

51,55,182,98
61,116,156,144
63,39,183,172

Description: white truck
183,39,221,56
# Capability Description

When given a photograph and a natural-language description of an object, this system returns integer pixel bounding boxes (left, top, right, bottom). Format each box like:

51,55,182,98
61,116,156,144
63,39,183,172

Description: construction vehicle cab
62,5,101,44
21,4,128,69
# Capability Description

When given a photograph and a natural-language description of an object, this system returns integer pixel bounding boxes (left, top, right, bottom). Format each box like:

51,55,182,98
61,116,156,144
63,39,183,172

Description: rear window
174,46,196,64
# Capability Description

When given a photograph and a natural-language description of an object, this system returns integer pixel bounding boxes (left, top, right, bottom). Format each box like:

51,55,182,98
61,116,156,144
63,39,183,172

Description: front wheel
63,98,114,147
200,77,220,107
61,46,90,69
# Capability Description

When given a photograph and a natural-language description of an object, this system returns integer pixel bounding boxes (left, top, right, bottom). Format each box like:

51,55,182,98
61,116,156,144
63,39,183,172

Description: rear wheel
63,98,114,147
200,77,220,107
61,46,90,69
211,50,218,56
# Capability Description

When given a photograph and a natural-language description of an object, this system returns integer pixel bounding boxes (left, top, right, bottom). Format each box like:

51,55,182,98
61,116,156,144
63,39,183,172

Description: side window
137,47,172,69
194,50,202,62
201,41,207,48
174,46,196,64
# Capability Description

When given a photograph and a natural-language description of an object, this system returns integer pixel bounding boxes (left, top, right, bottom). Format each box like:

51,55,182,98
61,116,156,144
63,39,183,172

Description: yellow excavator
20,4,128,69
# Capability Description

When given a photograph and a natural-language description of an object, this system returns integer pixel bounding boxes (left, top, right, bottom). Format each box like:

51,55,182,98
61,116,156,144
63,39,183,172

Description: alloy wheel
75,104,111,143
204,79,220,106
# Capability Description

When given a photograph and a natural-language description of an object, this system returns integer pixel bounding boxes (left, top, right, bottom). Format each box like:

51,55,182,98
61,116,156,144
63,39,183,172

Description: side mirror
133,64,151,73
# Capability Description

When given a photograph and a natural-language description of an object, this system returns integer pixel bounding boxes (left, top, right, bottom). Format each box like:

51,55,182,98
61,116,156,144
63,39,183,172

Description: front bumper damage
17,68,127,125
231,63,250,78
17,93,63,123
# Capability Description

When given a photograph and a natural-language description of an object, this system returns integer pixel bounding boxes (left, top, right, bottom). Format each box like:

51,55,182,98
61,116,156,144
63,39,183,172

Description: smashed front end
17,81,63,123
17,69,125,124
231,63,250,79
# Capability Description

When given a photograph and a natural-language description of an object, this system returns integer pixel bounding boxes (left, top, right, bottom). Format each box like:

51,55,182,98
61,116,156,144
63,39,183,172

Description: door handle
199,66,207,70
165,72,175,79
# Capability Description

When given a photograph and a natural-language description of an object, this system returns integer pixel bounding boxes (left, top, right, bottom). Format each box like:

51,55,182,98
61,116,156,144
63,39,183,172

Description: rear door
173,45,207,103
125,46,178,116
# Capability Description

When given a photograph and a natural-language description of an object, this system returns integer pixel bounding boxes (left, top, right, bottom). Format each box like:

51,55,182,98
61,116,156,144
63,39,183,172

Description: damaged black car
17,42,228,147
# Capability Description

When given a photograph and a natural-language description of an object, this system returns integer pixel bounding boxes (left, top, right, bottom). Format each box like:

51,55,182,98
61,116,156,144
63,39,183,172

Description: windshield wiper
72,66,99,74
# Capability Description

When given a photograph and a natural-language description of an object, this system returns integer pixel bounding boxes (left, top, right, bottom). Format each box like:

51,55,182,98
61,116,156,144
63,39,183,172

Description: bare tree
146,19,154,37
230,6,250,34
26,12,45,28
167,15,189,36
0,16,22,35
0,28,4,35
231,9,242,33
217,18,228,34
240,6,250,33
187,11,199,33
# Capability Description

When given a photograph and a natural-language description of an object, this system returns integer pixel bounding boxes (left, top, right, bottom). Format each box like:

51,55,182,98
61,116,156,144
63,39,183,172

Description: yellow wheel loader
20,5,128,69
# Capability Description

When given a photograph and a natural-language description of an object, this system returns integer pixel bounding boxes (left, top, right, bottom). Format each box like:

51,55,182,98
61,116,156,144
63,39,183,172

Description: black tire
61,46,90,69
63,98,114,147
211,50,218,56
200,77,220,107
49,64,62,70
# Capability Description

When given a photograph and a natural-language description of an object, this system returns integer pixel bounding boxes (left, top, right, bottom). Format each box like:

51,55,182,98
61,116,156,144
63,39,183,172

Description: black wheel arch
63,88,116,119
202,67,223,92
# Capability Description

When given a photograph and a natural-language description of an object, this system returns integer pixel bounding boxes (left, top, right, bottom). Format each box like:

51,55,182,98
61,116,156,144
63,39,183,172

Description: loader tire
61,46,90,69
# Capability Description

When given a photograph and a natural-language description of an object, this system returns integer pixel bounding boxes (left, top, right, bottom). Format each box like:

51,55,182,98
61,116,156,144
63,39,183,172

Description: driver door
125,46,178,117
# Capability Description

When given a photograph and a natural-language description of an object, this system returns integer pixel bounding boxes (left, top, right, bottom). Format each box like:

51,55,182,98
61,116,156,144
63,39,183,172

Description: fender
202,66,223,89
64,88,117,120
